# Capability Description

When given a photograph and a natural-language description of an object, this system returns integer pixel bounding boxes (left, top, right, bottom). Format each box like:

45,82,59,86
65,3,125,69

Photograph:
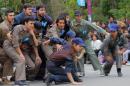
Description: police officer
3,16,41,85
65,30,86,77
101,23,127,77
0,9,14,84
42,16,71,61
71,10,107,75
46,37,84,86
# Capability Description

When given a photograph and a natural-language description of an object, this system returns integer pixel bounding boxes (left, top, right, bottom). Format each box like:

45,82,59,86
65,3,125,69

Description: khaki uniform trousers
3,40,26,81
0,47,13,78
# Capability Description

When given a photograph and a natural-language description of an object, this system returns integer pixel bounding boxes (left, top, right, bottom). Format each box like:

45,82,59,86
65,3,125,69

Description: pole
87,0,92,22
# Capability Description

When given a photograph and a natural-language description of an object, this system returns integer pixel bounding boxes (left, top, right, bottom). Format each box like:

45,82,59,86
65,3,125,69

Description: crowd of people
0,3,130,86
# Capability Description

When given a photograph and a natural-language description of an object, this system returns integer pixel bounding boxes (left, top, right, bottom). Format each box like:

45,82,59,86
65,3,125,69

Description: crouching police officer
101,23,127,77
46,37,85,86
3,16,42,85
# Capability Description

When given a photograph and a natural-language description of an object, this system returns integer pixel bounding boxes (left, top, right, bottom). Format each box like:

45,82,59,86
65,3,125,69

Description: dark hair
109,16,115,20
36,4,46,10
23,3,32,9
56,16,70,38
91,34,99,40
59,12,69,18
5,9,14,16
23,16,34,24
56,16,66,24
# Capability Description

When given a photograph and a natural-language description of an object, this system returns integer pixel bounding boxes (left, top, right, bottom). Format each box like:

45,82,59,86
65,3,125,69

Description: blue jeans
47,60,78,82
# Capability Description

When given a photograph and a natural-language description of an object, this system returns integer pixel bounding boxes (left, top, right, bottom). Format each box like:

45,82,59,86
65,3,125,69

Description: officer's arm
46,25,59,38
50,37,67,45
11,27,21,54
12,27,24,58
44,14,53,26
29,29,39,46
43,37,66,45
34,21,42,29
76,48,86,59
65,57,80,84
33,46,39,57
122,35,128,49
6,31,12,41
85,21,108,35
33,46,42,64
67,72,76,83
15,47,23,56
100,36,110,56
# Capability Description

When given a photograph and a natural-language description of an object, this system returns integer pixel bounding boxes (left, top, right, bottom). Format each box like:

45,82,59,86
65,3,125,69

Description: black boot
103,62,113,76
117,68,123,77
45,73,53,86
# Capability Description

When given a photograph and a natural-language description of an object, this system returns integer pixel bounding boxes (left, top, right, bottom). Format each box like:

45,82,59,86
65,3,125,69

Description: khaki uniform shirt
46,24,60,38
71,19,107,39
11,25,33,48
0,20,12,46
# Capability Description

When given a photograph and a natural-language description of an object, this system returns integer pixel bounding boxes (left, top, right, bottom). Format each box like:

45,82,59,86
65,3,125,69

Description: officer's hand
71,81,81,85
6,32,12,41
29,29,39,46
56,44,63,51
33,38,39,46
74,56,78,62
19,54,25,61
42,40,50,45
38,40,42,45
122,61,127,65
35,56,42,65
81,48,86,53
118,48,126,55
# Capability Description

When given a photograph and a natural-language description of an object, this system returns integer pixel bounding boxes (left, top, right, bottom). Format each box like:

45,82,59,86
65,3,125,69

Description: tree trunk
42,0,65,20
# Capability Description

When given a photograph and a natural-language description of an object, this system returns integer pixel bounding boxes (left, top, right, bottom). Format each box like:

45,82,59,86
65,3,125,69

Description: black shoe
104,72,108,76
75,78,83,82
100,68,105,76
118,72,123,77
45,73,52,86
0,81,3,85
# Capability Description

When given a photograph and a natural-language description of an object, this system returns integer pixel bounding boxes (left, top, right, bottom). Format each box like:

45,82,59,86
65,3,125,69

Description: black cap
74,10,82,16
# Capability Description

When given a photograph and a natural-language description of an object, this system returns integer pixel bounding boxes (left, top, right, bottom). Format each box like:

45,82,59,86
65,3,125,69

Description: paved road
3,64,130,86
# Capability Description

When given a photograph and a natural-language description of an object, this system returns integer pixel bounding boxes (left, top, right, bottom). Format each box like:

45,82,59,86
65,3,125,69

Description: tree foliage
0,0,41,13
0,0,130,21
101,0,130,20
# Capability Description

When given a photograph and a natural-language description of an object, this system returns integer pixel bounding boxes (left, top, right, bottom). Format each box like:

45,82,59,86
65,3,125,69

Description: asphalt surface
30,64,130,86
2,64,130,86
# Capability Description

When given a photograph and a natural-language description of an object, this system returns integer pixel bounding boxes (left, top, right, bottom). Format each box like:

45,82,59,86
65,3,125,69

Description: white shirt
91,40,103,50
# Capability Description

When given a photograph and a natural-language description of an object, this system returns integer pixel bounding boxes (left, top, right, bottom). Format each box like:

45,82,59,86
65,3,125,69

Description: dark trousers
47,60,79,82
103,61,113,74
35,45,47,80
103,55,122,74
